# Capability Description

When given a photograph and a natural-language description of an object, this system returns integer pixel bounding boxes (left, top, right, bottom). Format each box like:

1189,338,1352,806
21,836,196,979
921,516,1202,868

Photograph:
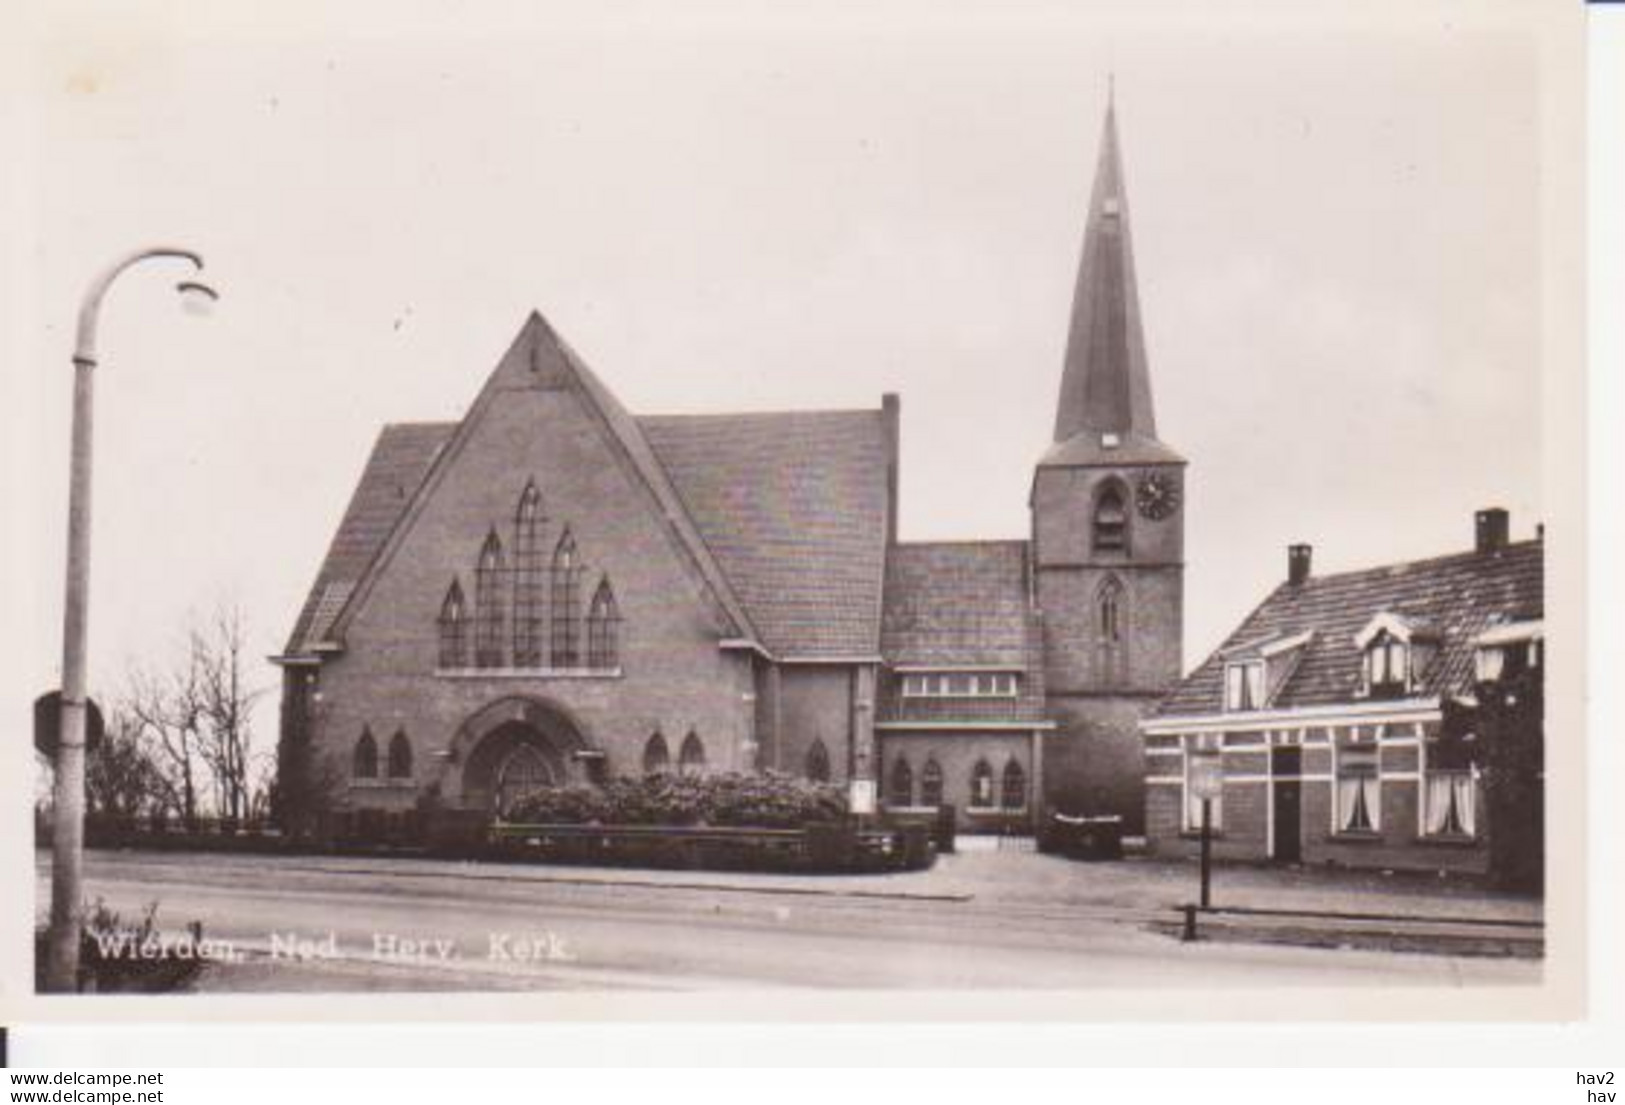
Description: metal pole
44,247,208,993
1199,797,1212,911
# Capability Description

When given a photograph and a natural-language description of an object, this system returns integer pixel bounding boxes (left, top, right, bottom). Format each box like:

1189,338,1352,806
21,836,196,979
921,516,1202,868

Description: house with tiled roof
274,96,1186,834
1141,511,1544,873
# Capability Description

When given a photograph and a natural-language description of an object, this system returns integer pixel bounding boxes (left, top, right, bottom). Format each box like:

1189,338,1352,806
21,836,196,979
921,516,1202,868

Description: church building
274,99,1185,836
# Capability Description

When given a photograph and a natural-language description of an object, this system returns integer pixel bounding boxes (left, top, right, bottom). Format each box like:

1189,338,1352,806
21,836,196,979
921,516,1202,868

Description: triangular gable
324,311,760,651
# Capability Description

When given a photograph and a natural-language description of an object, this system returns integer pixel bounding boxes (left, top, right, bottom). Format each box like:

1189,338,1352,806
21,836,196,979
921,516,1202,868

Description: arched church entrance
450,697,596,814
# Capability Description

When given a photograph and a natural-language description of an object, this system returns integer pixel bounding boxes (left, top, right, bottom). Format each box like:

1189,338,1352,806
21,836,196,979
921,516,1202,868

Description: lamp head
176,279,219,317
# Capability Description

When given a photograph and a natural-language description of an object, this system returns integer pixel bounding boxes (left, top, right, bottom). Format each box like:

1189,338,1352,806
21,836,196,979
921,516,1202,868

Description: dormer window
1354,613,1436,699
1224,660,1265,712
1363,633,1409,699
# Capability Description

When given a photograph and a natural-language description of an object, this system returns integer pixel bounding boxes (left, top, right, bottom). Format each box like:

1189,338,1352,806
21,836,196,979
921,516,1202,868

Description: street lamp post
44,247,217,994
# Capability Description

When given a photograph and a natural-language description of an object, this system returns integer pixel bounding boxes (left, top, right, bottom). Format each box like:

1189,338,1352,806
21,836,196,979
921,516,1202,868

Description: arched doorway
449,697,595,814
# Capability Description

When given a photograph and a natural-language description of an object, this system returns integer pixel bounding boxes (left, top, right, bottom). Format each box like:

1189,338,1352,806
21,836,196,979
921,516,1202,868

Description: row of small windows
438,481,622,671
887,756,1027,811
900,672,1018,698
352,728,413,780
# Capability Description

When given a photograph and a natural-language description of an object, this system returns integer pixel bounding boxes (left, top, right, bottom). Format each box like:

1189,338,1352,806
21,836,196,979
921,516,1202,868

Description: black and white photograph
3,0,1586,1022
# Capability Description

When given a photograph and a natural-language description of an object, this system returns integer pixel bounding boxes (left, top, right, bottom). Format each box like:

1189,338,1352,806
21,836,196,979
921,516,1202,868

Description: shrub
505,770,847,829
35,900,207,993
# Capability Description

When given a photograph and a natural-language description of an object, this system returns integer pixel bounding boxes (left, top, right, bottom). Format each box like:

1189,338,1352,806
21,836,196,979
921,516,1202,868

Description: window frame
1332,743,1382,835
899,671,1020,699
1223,660,1266,712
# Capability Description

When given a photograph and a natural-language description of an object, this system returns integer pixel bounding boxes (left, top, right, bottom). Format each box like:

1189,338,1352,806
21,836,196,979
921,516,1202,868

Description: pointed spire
1052,93,1159,446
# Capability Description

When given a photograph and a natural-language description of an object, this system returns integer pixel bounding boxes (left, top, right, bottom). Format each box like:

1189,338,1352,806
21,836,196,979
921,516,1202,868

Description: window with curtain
1224,661,1266,711
474,530,507,668
678,731,706,776
920,759,944,806
1424,770,1477,837
1335,747,1380,833
352,729,379,780
512,482,545,668
586,577,620,670
887,757,913,806
1364,633,1410,698
969,759,995,809
804,739,831,783
550,531,581,668
437,579,467,669
642,732,670,776
1093,484,1128,553
386,731,413,780
1001,759,1027,810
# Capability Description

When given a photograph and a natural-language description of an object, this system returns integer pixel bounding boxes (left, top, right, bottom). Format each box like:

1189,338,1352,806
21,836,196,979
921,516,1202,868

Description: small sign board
33,690,106,761
848,778,876,816
1188,754,1224,801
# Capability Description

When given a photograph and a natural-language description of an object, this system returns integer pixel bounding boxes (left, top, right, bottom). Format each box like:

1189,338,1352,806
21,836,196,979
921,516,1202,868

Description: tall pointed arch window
1001,759,1028,810
550,531,581,667
438,578,467,669
474,530,507,668
512,482,545,668
643,732,670,776
920,759,945,807
1093,483,1129,554
678,731,706,776
352,728,379,780
387,731,413,780
586,577,621,670
804,739,831,783
1097,576,1124,642
969,759,995,809
888,756,914,807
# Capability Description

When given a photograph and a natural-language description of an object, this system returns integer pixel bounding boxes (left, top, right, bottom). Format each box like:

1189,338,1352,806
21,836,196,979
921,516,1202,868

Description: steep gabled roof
297,313,759,656
282,422,455,654
641,410,890,659
282,314,893,663
1157,539,1544,716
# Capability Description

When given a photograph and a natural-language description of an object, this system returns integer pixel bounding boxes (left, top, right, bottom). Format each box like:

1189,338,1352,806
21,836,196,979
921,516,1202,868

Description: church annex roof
878,540,1047,721
1155,539,1544,717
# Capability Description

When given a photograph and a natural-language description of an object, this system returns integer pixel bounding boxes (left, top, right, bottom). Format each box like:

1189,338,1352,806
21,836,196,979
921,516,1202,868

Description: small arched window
551,531,581,667
1093,483,1129,554
587,577,621,670
643,732,670,776
678,731,706,776
437,578,467,669
969,759,995,809
352,728,379,780
920,759,945,806
1097,575,1124,643
1001,759,1027,810
474,530,507,668
387,731,413,780
804,739,831,783
888,757,914,807
513,481,546,668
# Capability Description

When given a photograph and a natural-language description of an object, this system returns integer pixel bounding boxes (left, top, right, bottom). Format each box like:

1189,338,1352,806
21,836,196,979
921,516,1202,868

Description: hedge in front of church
503,770,847,830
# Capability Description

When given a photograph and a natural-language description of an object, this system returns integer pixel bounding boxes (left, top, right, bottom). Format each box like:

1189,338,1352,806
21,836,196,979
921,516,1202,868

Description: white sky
5,1,1549,750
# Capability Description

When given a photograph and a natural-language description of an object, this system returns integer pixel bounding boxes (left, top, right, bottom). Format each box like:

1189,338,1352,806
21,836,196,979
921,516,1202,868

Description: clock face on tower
1135,472,1181,521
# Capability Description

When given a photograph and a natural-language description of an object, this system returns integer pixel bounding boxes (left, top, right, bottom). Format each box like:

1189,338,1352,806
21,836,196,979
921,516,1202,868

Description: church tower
1031,95,1185,831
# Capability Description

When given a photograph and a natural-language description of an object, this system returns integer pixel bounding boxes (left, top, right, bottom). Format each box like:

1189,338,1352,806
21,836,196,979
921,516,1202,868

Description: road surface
35,849,1539,992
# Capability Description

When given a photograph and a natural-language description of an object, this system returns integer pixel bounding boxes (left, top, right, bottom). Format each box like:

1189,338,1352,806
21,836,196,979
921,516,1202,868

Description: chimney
1288,543,1313,587
1475,508,1510,554
881,393,901,546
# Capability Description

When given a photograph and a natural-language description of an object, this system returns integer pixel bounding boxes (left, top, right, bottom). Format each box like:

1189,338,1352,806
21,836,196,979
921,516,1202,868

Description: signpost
1188,753,1223,911
34,690,105,762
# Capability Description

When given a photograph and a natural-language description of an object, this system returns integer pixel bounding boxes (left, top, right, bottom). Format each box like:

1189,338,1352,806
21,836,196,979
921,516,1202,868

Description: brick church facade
274,99,1185,835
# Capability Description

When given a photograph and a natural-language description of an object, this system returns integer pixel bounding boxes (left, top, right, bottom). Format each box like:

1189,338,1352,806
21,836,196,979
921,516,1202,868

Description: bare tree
85,708,165,821
127,661,204,827
191,606,264,824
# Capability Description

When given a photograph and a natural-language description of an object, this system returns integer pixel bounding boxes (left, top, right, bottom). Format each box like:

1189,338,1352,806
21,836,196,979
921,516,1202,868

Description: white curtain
1336,772,1378,832
1245,663,1266,709
1425,772,1476,836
